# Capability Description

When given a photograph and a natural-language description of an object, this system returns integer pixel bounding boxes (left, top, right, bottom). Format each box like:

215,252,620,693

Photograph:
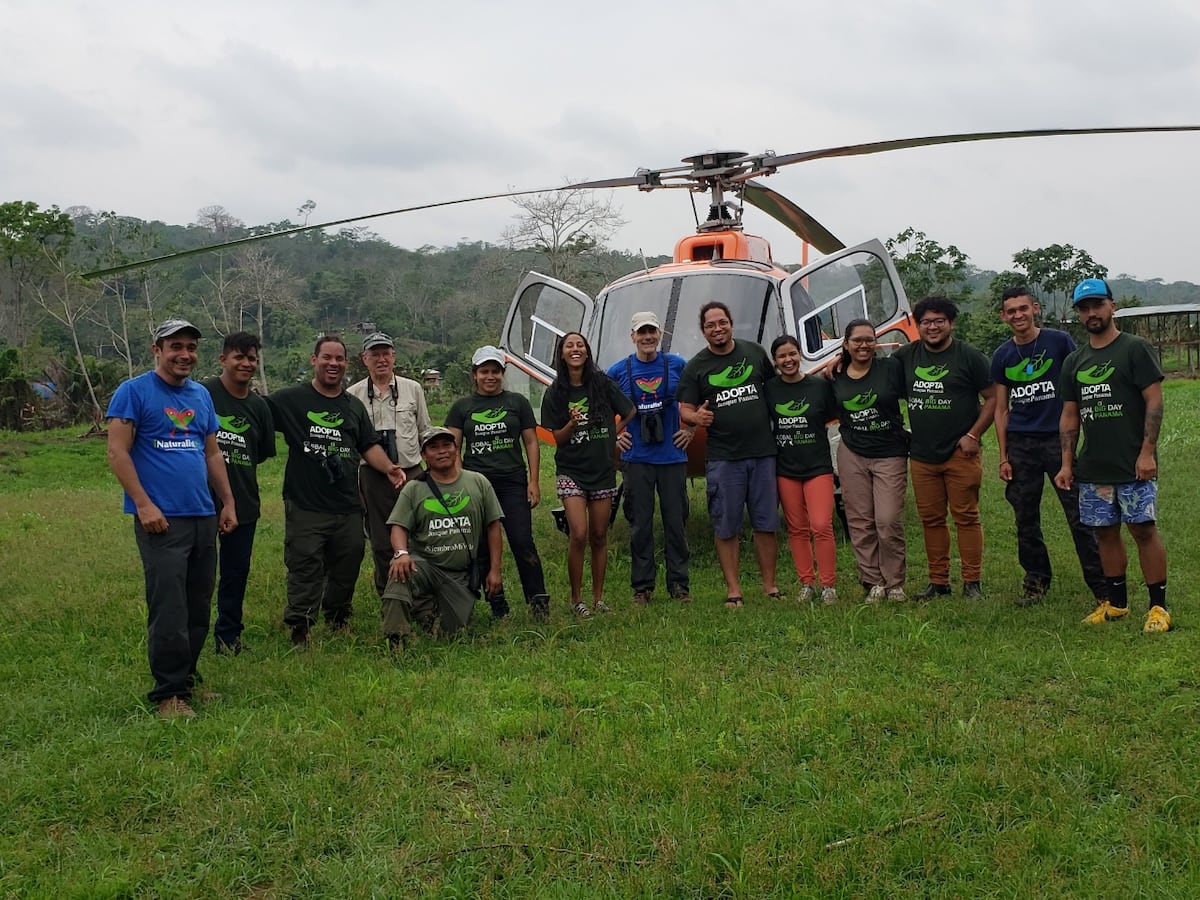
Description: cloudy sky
5,0,1200,283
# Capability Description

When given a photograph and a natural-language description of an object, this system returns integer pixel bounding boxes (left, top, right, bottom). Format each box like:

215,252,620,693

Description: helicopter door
501,272,594,381
780,239,909,365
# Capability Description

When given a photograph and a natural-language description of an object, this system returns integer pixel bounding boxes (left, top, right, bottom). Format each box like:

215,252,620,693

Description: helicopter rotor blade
742,180,845,254
765,125,1200,169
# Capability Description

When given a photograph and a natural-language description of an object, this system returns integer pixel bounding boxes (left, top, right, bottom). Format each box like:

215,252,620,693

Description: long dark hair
547,331,613,425
838,318,876,372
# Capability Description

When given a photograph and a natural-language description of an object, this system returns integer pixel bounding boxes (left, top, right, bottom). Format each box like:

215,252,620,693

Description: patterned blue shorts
1078,481,1157,527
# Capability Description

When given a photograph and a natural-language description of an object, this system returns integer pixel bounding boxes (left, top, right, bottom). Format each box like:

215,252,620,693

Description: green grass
3,382,1200,896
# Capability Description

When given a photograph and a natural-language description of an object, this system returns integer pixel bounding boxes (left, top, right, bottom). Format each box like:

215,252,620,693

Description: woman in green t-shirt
539,332,635,618
831,319,910,603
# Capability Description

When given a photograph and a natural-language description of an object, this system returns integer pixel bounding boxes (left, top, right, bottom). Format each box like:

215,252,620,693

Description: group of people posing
106,275,1170,719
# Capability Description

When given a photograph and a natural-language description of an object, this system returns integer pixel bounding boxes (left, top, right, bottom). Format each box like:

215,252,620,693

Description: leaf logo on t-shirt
471,408,507,424
843,390,878,412
708,360,753,388
568,398,589,416
914,364,949,382
164,407,195,435
1005,350,1053,383
306,410,344,428
635,377,663,395
774,399,810,416
1076,362,1116,385
422,490,471,515
217,413,251,434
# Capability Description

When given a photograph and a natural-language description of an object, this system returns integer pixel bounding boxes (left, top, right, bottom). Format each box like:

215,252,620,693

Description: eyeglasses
847,337,876,346
702,318,732,331
918,317,949,327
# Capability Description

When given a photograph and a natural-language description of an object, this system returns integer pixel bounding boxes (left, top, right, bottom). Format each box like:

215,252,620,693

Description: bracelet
392,549,409,558
966,432,980,442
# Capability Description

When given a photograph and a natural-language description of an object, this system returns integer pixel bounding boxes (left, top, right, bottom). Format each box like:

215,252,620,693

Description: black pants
133,516,216,702
1005,431,1105,598
282,501,363,627
475,472,548,604
214,519,257,648
359,464,419,597
623,461,690,594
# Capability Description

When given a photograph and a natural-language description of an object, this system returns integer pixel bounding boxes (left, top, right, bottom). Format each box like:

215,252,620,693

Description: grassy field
3,381,1200,897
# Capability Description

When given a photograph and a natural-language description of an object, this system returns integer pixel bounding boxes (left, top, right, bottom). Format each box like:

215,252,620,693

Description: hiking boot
214,638,243,656
1082,600,1130,625
327,618,352,636
1014,588,1044,608
530,594,550,623
386,633,408,654
820,587,838,606
290,624,311,648
670,589,693,604
963,581,984,600
864,585,886,604
592,599,612,614
913,583,952,600
797,584,815,603
572,602,592,619
488,595,510,620
632,590,652,606
886,587,907,603
1143,605,1172,633
157,697,196,719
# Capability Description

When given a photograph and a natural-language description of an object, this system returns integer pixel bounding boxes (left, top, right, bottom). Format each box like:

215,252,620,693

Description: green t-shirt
540,377,635,491
203,377,276,522
676,340,776,461
764,375,836,479
832,355,909,459
895,339,992,463
266,383,380,515
445,390,536,478
387,470,504,572
1060,332,1163,484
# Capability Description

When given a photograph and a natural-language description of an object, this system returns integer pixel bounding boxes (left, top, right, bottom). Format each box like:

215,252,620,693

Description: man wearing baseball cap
1055,278,1171,632
347,332,431,599
106,319,237,718
606,311,693,604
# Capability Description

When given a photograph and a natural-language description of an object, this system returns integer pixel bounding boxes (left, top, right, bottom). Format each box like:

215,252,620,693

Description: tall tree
884,228,969,301
501,188,626,287
1011,244,1107,320
0,202,74,344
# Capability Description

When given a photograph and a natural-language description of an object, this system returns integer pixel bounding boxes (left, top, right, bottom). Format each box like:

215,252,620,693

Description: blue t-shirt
990,328,1076,434
606,351,687,465
106,371,219,517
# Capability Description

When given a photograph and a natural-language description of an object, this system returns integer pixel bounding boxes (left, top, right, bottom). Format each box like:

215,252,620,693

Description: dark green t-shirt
203,377,276,522
540,377,635,491
676,340,776,461
764,375,836,479
1060,332,1163,484
387,470,504,572
267,383,380,514
445,390,536,479
832,355,910,459
896,339,992,463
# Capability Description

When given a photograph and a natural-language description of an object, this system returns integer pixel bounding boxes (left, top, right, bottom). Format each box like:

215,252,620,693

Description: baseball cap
1072,278,1113,306
471,345,506,368
153,319,201,342
631,311,661,331
362,332,395,350
419,426,457,450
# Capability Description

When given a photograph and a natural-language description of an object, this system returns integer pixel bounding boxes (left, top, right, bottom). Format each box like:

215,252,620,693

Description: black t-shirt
676,340,776,461
445,390,536,479
540,377,635,490
895,339,992,463
203,377,276,522
267,383,380,514
832,355,909,459
764,375,836,479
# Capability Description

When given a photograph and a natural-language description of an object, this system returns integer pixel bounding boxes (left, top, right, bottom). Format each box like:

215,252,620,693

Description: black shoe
913,583,952,600
963,581,984,600
530,594,550,623
290,624,310,647
214,638,243,656
488,595,510,620
1014,589,1044,608
386,633,408,654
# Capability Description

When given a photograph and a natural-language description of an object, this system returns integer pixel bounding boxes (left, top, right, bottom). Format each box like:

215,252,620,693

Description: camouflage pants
1005,432,1105,598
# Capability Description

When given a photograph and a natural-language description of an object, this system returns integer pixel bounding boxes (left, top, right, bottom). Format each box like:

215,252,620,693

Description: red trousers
777,473,837,588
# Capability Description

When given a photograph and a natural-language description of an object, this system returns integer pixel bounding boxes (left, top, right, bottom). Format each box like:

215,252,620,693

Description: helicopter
86,125,1200,476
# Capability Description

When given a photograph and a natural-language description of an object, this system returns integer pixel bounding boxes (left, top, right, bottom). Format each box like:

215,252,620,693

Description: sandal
724,596,744,609
766,590,782,601
572,602,592,619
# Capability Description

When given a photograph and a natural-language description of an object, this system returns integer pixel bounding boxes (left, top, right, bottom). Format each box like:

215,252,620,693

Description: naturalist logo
635,377,663,394
163,406,195,435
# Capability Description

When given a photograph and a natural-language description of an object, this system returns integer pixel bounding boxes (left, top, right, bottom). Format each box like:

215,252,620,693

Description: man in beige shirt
348,332,432,596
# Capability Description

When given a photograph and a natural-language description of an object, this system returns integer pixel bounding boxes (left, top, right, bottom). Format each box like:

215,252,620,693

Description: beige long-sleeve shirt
347,374,431,469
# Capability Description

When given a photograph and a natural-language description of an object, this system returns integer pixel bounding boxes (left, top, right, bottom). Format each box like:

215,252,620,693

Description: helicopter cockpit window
790,250,899,359
592,277,675,368
671,273,778,361
505,281,589,375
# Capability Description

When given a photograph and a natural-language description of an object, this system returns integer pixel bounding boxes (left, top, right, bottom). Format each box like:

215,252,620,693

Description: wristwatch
392,549,410,559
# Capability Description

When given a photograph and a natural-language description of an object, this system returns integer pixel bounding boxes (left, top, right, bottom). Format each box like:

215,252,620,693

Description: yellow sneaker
1082,600,1130,625
1143,606,1172,634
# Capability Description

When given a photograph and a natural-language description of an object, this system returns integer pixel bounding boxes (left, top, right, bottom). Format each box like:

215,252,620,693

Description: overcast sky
5,0,1200,283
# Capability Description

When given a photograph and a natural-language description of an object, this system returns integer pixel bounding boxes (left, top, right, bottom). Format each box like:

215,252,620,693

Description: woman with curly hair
540,332,635,617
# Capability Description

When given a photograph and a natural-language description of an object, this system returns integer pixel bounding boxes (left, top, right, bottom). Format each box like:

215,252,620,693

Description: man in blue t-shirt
607,311,693,604
992,287,1104,607
106,319,237,719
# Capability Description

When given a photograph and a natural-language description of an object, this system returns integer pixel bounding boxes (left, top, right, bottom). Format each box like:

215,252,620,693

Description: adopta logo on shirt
423,490,471,515
1076,362,1116,385
1005,350,1053,382
913,364,949,382
843,390,877,412
217,413,251,434
471,408,508,424
306,410,344,428
774,399,810,416
708,361,753,388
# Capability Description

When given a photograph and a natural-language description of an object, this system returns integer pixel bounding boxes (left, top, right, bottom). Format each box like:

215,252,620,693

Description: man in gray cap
606,311,693,604
348,332,431,597
106,319,238,718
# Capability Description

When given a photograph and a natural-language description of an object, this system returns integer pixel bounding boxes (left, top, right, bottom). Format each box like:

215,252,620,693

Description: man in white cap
106,319,237,718
348,332,431,597
606,311,693,604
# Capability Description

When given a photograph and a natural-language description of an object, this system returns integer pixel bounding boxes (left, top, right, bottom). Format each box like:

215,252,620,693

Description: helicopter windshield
592,271,780,368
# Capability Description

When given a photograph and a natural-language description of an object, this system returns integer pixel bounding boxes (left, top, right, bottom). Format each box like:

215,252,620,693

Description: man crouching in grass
381,427,505,651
